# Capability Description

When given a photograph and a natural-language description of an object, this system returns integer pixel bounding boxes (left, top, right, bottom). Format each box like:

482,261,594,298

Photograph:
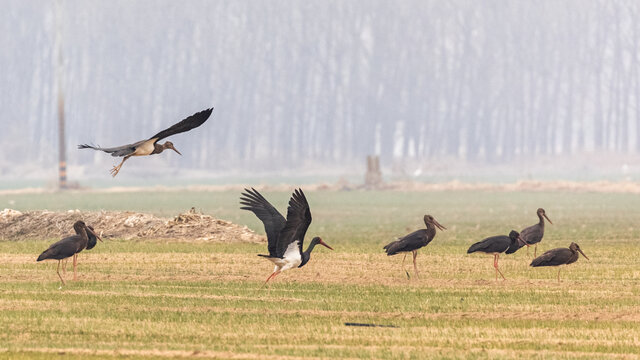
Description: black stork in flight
37,220,101,286
467,230,526,280
78,108,213,176
383,215,446,279
240,188,333,286
530,242,589,281
506,208,552,257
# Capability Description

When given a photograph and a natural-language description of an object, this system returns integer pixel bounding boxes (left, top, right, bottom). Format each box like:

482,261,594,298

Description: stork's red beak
87,226,103,242
578,248,589,260
319,239,333,250
171,146,182,156
543,213,552,225
517,235,527,246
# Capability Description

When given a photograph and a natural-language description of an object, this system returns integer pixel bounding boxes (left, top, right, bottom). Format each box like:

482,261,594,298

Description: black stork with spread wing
383,215,446,279
240,188,333,286
530,242,589,281
78,108,213,176
467,230,526,280
36,220,101,286
506,208,552,257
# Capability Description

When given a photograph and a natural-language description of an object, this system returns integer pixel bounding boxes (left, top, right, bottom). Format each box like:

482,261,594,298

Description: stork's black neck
298,241,320,268
424,224,437,240
151,142,165,155
73,225,89,249
537,213,545,227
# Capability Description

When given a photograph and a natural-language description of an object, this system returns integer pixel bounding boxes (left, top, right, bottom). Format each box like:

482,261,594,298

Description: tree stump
365,155,383,189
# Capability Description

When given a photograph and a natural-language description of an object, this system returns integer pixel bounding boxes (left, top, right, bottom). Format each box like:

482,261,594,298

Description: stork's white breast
280,241,302,271
134,139,157,156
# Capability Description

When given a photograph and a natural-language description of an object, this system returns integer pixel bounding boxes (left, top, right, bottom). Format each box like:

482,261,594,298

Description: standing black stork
240,188,333,286
36,220,101,286
84,225,101,251
78,108,213,176
383,215,446,279
467,230,526,280
506,208,552,257
62,225,102,274
530,242,589,281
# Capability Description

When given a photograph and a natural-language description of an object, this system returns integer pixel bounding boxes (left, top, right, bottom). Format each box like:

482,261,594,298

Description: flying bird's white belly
267,241,302,272
134,139,157,156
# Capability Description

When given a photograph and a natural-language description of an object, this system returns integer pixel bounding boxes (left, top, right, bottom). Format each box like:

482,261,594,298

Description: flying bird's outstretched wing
149,108,213,141
77,140,145,157
276,189,312,257
77,108,213,157
240,188,286,257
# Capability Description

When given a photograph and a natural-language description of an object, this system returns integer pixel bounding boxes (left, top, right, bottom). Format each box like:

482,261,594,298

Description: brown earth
0,207,265,242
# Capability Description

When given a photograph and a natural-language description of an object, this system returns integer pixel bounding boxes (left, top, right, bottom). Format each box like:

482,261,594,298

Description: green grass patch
1,190,639,358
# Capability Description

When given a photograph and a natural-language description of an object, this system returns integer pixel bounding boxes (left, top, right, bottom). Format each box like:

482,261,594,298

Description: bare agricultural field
0,190,639,359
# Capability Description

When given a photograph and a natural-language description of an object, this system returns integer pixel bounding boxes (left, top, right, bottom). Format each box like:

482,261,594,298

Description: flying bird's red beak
319,238,334,250
170,146,182,156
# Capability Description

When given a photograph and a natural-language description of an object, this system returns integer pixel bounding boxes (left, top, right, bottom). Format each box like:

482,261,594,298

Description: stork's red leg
262,270,281,288
557,267,561,282
110,155,132,177
494,254,505,280
56,260,66,286
493,254,498,280
62,259,67,274
412,250,420,279
401,253,410,279
72,254,78,281
534,245,537,258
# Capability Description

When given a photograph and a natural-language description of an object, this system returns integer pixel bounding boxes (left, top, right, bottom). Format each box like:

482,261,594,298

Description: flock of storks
36,108,590,286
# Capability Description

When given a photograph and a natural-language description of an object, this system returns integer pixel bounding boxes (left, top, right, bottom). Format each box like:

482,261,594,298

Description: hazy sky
1,0,639,183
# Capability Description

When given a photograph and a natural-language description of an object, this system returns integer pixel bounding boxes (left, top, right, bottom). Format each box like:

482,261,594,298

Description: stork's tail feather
467,242,484,254
37,251,51,262
530,257,545,267
78,144,98,150
383,241,400,255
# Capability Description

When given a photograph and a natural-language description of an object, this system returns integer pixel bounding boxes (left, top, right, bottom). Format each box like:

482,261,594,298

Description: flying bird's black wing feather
240,188,286,257
77,140,145,157
149,108,213,141
276,189,312,257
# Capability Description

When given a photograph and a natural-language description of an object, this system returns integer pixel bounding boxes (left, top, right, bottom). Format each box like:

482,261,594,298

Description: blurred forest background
1,0,640,184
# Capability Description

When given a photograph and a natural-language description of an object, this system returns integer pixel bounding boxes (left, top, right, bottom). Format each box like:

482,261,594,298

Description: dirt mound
0,208,265,243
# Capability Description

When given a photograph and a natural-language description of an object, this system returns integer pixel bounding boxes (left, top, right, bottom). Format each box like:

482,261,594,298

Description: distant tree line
1,0,639,174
